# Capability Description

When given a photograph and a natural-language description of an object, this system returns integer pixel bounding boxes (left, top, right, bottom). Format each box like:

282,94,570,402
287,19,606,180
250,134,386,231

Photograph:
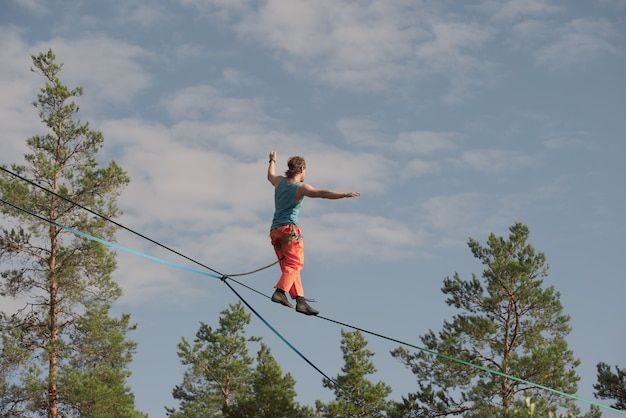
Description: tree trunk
48,276,58,418
48,193,59,418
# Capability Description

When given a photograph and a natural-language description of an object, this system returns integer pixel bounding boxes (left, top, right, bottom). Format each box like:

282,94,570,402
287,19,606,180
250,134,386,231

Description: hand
269,151,276,161
345,192,361,198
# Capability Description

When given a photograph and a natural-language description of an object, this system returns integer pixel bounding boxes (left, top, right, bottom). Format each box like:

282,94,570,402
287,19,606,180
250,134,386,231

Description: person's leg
273,226,304,298
270,225,304,305
270,229,293,308
295,296,319,315
281,226,317,315
270,226,318,315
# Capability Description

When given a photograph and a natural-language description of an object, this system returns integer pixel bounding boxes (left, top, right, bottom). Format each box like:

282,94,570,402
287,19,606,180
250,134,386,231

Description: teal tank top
271,178,303,230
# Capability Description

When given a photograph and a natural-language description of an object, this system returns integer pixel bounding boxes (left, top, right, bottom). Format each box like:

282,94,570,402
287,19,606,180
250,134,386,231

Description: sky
1,0,625,416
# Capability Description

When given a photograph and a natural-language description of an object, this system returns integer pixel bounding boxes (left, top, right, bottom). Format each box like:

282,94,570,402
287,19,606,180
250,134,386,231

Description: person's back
271,177,303,230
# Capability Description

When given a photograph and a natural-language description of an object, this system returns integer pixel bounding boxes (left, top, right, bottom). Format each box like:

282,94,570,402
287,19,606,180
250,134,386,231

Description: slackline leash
1,166,623,416
0,194,385,417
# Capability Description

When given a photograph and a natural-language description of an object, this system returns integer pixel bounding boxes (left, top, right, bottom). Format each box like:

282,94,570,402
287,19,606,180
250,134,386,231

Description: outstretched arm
298,183,361,200
267,151,282,187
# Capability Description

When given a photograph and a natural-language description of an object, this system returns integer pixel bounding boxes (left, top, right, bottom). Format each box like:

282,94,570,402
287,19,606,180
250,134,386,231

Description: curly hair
285,156,306,178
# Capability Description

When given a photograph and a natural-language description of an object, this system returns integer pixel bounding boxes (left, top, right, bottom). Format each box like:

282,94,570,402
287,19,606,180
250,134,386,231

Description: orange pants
270,224,304,299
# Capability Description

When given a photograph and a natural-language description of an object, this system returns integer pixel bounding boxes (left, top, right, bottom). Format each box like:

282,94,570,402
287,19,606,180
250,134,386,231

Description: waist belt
275,224,301,248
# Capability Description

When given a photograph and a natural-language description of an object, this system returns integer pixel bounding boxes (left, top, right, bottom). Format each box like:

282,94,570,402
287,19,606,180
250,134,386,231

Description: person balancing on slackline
267,151,361,315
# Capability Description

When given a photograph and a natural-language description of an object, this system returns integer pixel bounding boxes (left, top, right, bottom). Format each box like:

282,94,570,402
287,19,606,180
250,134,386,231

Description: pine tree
226,343,317,418
593,362,626,411
58,307,146,417
0,49,140,417
0,327,36,417
391,223,592,417
167,302,259,417
317,330,392,417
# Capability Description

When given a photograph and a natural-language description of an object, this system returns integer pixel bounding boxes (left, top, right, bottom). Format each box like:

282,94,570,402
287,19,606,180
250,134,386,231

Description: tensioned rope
0,166,382,415
1,168,623,415
0,165,278,279
2,198,623,415
316,315,622,414
0,195,386,418
220,279,386,417
0,196,220,280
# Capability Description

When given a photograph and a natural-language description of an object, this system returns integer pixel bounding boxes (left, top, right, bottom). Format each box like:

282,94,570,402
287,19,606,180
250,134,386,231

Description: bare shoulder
298,182,320,198
268,174,284,187
298,182,315,193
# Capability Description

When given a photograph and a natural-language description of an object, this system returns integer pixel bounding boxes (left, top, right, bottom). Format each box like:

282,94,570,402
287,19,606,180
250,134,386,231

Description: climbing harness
273,224,302,249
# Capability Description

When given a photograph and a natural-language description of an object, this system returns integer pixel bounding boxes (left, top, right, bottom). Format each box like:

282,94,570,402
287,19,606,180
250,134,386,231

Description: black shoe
296,297,319,316
271,290,294,308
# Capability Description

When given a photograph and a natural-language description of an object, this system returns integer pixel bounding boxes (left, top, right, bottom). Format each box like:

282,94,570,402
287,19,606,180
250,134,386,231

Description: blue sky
1,0,625,416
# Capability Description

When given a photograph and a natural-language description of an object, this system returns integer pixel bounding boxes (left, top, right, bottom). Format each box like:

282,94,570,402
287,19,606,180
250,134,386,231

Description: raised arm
267,151,282,187
297,183,361,200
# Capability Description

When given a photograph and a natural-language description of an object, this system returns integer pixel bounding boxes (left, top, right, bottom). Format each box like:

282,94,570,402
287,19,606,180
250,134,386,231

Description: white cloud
415,20,490,69
162,84,270,123
0,26,45,163
416,188,544,248
509,19,552,50
221,68,259,86
305,150,389,194
116,2,167,27
159,86,394,196
338,121,458,156
453,149,534,172
497,177,568,215
402,159,441,179
481,0,560,21
597,0,626,12
99,118,252,223
31,35,153,107
395,131,457,155
507,15,623,70
174,43,206,62
421,192,483,231
337,124,457,178
188,0,494,100
9,0,50,16
112,235,216,305
337,118,390,148
306,212,424,261
534,18,624,70
96,109,390,278
179,0,249,19
543,133,592,150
